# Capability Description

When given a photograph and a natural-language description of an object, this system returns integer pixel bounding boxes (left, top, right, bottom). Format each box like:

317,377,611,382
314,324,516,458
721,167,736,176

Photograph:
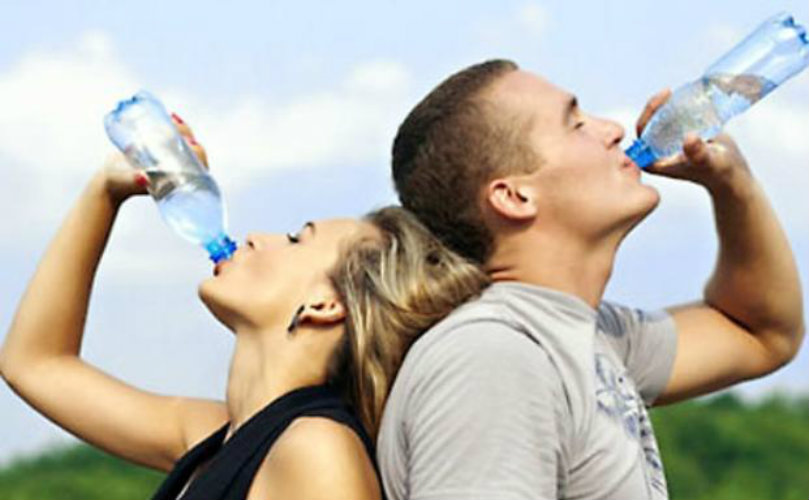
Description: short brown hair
392,59,537,264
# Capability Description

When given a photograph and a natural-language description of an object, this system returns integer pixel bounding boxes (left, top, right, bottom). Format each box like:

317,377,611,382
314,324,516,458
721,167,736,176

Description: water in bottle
104,92,237,263
626,13,809,169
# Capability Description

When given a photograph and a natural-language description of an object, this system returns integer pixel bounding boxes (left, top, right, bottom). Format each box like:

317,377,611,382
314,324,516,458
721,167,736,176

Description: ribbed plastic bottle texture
104,91,237,263
626,12,809,169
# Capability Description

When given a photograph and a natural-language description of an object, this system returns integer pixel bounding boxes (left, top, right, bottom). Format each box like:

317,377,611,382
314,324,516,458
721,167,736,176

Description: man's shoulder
406,290,526,356
394,292,554,387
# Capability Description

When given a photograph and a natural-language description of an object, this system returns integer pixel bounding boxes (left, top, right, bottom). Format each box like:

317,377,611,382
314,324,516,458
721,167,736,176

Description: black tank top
150,384,380,500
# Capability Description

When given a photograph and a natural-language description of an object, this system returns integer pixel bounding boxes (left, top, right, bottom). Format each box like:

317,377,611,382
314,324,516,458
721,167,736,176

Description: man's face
487,70,660,242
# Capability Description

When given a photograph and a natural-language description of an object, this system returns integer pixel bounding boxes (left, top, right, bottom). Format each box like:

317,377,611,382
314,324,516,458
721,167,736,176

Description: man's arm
634,109,804,404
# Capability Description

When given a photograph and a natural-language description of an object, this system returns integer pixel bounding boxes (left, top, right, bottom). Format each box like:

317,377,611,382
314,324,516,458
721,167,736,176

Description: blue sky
1,0,807,463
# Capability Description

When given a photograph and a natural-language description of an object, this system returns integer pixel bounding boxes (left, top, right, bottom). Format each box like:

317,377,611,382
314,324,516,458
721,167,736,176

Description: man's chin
622,186,661,235
641,184,662,214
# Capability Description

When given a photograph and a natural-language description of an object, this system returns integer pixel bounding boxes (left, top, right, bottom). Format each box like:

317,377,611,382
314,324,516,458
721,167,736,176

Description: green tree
0,392,806,499
0,444,164,499
651,393,809,500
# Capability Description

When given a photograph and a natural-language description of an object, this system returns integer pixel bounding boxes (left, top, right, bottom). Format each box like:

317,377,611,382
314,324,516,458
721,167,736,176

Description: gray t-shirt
377,281,678,500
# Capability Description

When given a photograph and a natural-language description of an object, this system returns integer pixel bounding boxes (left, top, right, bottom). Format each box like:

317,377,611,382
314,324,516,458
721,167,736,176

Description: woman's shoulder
246,416,381,500
277,415,369,456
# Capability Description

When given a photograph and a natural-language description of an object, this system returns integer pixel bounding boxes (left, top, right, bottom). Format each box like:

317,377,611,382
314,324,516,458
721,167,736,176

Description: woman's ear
486,176,538,221
298,297,346,328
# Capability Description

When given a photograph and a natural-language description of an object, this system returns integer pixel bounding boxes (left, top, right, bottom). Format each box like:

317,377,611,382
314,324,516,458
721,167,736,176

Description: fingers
171,113,209,169
647,134,706,172
682,133,710,166
652,152,686,169
635,88,672,137
102,151,128,170
134,171,150,189
171,113,194,137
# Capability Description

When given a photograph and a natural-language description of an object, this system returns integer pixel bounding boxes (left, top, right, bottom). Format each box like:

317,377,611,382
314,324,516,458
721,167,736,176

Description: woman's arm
0,128,227,472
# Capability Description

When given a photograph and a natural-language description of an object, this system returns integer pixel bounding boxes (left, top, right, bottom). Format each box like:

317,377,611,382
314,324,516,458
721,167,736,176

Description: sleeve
598,301,678,406
403,320,565,500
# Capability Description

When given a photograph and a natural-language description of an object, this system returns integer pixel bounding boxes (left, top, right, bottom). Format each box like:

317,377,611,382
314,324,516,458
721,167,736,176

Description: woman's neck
224,328,326,439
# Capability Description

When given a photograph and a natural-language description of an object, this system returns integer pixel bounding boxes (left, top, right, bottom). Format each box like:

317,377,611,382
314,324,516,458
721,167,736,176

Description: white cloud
0,33,412,185
0,31,136,177
517,3,549,34
0,32,414,281
728,76,809,159
474,2,550,48
193,59,412,190
702,24,744,52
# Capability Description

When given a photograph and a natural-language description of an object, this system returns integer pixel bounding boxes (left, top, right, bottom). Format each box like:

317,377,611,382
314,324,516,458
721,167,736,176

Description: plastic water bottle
104,91,237,263
626,12,809,169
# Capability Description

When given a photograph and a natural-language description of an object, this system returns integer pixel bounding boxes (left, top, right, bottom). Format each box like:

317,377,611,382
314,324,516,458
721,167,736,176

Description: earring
286,305,306,337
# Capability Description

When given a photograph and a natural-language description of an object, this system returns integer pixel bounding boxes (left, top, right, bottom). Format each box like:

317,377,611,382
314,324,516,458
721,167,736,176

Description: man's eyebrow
563,95,578,125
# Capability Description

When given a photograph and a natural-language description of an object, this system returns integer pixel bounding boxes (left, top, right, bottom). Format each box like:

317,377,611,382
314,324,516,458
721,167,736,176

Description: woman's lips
213,260,228,276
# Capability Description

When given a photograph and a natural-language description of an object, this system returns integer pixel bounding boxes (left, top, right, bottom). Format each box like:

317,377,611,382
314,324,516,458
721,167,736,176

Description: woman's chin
198,281,238,331
197,279,215,305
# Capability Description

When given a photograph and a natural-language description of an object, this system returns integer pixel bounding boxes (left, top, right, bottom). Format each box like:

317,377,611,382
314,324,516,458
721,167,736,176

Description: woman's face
199,217,375,332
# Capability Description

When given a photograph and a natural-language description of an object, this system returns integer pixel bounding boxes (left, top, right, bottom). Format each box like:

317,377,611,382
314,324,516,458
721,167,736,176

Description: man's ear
486,176,538,221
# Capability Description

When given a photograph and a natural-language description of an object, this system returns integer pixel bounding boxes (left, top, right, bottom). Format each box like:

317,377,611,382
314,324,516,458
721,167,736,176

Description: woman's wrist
90,167,148,209
86,170,123,211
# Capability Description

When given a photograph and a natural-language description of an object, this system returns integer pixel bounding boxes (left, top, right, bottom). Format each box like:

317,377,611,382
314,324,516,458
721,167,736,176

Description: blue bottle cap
206,235,238,263
625,139,657,170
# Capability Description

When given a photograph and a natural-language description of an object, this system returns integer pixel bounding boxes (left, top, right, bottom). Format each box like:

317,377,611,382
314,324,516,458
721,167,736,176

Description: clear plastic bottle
104,91,237,263
626,12,809,169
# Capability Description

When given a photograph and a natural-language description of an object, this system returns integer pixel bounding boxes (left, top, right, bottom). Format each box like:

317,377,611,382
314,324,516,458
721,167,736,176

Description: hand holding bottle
105,92,236,263
635,90,752,192
100,114,209,206
626,13,808,169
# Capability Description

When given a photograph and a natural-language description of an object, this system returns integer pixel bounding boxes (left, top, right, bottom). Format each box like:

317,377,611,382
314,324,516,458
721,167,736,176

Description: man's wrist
703,169,757,203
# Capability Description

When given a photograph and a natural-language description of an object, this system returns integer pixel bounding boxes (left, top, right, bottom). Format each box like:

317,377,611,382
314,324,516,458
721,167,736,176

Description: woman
0,117,489,499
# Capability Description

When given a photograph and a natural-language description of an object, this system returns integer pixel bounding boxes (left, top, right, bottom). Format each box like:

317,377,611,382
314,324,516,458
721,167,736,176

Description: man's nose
602,119,625,148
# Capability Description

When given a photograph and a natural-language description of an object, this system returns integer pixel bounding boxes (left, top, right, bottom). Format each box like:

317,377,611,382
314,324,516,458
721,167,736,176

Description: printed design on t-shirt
594,353,667,496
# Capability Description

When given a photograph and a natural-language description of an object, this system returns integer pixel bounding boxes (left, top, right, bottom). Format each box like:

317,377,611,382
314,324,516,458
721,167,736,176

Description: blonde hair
327,206,490,438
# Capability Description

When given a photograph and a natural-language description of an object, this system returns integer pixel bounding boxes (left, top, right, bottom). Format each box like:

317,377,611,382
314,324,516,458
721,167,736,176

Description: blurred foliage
0,392,806,499
651,392,809,500
0,444,164,499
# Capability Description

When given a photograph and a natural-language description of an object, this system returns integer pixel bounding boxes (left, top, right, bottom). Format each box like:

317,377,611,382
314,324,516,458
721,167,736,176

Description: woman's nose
245,232,285,250
245,233,259,250
246,233,273,250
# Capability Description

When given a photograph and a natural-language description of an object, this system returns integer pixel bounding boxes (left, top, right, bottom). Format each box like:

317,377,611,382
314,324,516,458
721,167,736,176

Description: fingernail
135,173,149,187
171,113,185,125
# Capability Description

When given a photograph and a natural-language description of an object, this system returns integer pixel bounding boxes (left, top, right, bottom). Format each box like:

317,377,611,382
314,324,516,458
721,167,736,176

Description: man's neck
486,230,621,309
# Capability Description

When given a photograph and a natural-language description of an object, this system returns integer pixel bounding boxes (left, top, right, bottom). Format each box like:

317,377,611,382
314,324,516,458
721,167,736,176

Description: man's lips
621,155,641,173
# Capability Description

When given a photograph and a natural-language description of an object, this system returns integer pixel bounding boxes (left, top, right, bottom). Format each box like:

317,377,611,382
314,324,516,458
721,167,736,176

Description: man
377,59,805,499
